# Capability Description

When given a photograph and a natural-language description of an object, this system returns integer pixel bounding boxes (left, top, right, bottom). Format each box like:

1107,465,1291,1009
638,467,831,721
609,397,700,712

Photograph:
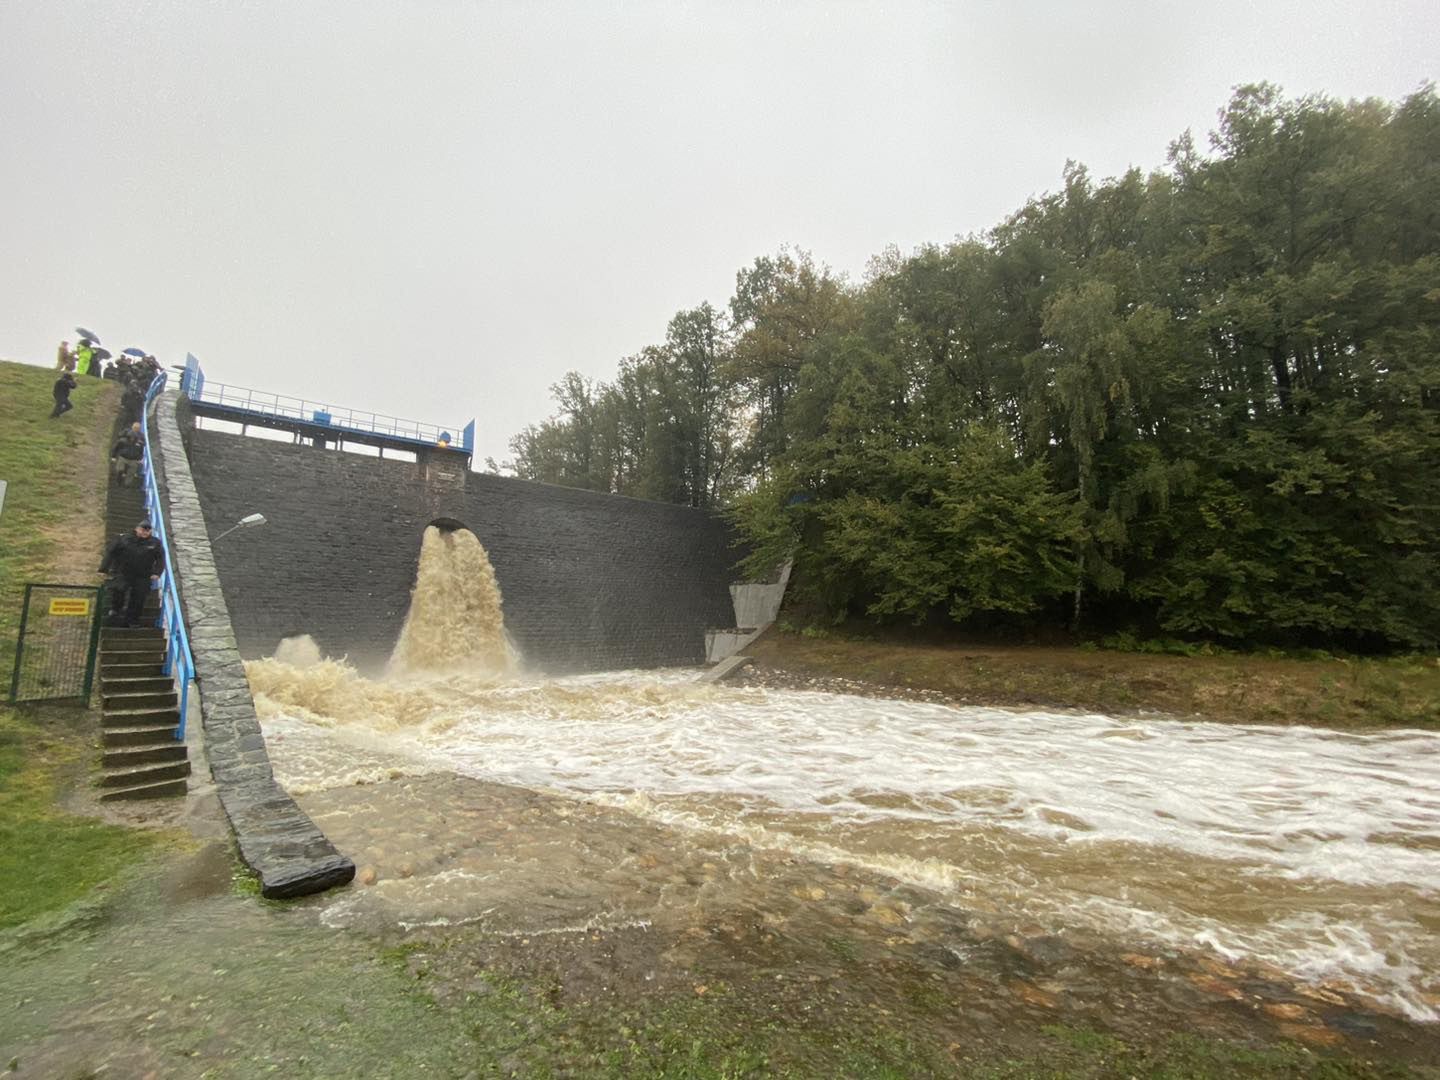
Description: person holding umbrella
72,327,102,376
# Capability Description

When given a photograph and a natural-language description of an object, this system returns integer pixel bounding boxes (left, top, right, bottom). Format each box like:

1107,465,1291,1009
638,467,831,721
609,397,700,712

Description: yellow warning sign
49,598,91,617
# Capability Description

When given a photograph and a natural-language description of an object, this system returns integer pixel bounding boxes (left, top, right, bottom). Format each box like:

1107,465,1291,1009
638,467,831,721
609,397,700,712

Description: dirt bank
738,630,1440,729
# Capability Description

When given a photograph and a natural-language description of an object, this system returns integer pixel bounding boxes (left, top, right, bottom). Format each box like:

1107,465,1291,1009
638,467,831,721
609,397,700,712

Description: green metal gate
7,584,105,704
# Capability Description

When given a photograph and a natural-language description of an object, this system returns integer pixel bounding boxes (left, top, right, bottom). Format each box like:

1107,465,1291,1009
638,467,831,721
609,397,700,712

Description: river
247,659,1440,1025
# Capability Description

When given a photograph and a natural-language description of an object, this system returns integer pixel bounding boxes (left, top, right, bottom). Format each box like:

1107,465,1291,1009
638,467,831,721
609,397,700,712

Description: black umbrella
122,348,147,357
75,327,99,342
90,347,112,361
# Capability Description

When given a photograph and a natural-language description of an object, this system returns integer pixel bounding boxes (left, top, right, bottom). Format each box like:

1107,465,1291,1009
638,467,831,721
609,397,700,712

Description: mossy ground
354,955,1432,1078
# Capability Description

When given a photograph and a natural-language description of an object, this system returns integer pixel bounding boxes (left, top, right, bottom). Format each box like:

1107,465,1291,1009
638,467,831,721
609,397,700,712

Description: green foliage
508,85,1440,653
507,304,740,508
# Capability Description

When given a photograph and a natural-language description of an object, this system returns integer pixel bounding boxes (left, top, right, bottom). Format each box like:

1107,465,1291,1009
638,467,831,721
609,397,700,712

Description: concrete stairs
98,627,190,800
104,475,147,556
97,452,189,800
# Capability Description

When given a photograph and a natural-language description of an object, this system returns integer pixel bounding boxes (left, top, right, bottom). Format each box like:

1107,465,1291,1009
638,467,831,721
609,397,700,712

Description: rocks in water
1262,1002,1313,1022
867,903,909,927
1010,979,1060,1008
1277,1023,1345,1048
1121,952,1162,971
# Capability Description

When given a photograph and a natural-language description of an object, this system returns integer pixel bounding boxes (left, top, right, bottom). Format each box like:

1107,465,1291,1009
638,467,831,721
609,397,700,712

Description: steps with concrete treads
98,627,190,799
97,444,189,800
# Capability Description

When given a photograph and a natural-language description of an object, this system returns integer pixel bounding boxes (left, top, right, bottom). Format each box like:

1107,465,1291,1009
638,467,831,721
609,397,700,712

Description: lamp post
213,512,267,542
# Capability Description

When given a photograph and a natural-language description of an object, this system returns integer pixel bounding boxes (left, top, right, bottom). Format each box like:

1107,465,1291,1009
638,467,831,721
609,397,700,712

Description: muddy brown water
7,669,1440,1074
8,526,1439,1075
244,655,1440,1044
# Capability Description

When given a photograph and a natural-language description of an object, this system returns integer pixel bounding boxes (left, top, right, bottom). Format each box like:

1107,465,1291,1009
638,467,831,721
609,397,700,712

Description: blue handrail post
180,353,205,399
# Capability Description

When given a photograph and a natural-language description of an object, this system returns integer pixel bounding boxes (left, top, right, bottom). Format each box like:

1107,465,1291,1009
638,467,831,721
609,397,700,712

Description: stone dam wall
154,392,354,898
176,400,741,673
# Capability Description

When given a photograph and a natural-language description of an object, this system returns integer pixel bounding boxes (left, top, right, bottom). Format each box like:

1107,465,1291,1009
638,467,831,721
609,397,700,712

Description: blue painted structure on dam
179,354,478,459
174,395,740,673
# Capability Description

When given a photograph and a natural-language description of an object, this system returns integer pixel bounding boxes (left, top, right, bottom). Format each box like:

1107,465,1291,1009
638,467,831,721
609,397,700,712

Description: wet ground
308,771,1440,1058
4,771,1438,1078
4,661,1440,1077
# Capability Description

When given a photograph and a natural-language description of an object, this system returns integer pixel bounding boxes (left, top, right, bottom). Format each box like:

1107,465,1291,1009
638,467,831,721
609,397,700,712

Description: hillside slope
0,359,120,662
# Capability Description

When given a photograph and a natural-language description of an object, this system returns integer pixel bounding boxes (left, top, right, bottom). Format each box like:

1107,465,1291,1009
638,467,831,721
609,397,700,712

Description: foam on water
247,662,1440,1021
242,533,1440,1021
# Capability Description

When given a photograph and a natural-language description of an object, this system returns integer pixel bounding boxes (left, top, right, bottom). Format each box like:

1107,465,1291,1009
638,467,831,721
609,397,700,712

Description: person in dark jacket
120,381,144,426
110,424,145,487
99,521,164,627
50,372,78,418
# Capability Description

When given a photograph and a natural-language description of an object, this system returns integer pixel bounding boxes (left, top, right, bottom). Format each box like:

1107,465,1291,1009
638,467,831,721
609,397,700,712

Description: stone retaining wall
153,391,354,898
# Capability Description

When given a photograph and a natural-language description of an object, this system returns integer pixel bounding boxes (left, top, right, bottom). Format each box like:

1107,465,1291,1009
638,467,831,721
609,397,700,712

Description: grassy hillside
0,359,156,930
0,359,119,666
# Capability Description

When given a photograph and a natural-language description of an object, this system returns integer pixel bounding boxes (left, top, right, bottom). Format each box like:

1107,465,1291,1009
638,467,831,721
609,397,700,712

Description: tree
507,84,1440,652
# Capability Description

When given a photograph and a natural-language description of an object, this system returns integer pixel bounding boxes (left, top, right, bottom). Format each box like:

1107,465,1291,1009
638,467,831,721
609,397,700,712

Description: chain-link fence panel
7,584,104,704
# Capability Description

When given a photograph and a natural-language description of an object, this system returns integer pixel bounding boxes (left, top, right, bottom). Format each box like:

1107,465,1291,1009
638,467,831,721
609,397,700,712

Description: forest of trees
504,85,1440,652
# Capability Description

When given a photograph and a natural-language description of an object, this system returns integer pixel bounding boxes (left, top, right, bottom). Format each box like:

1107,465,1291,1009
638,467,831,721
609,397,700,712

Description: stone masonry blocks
155,391,355,898
179,419,743,673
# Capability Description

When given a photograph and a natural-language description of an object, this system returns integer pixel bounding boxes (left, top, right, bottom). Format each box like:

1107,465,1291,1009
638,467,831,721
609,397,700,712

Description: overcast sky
1,1,1433,466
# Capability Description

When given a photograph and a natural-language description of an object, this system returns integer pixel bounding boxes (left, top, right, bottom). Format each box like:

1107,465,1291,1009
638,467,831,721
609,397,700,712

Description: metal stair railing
139,372,196,740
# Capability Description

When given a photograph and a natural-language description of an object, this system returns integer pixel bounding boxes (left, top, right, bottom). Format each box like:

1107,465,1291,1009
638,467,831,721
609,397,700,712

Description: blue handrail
139,373,196,741
185,373,474,452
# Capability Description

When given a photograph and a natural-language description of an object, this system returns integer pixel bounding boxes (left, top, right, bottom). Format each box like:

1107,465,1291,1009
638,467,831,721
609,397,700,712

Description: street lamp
213,512,267,542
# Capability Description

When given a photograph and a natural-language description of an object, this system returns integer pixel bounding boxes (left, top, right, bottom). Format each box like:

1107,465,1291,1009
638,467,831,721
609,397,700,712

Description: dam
140,371,1440,1040
174,394,740,673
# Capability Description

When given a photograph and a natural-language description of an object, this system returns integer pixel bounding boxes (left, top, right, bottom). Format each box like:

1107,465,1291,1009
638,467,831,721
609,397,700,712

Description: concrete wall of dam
176,400,741,672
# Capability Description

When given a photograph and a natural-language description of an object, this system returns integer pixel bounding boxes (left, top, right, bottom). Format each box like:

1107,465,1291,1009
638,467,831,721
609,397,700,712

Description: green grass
387,963,1425,1079
0,706,157,930
0,361,153,931
431,972,957,1078
0,360,119,672
750,628,1440,730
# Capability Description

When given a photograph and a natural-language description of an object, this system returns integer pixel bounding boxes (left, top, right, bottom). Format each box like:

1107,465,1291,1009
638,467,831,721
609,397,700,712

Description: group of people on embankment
47,330,169,625
51,333,161,425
